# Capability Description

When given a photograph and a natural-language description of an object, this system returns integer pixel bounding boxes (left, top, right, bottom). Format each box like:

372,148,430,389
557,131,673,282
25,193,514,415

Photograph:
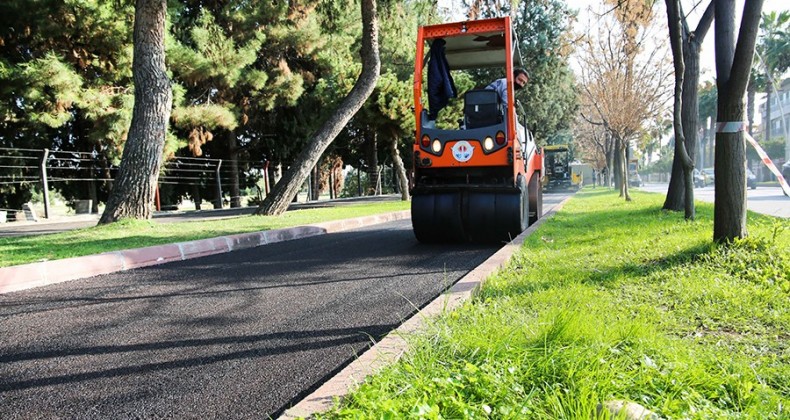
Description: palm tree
755,11,790,143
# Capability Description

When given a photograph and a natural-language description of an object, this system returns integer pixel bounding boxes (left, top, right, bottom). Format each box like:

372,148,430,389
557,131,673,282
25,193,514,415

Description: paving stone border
279,197,571,419
0,211,410,294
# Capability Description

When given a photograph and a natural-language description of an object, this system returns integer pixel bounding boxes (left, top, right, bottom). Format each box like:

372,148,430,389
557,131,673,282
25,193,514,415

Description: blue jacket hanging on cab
427,38,456,121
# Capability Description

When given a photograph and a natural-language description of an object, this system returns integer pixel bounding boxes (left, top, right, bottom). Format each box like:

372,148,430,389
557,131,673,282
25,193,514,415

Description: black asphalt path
0,219,500,419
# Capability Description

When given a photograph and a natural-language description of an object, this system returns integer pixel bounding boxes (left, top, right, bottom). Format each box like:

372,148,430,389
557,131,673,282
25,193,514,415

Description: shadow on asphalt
0,323,398,392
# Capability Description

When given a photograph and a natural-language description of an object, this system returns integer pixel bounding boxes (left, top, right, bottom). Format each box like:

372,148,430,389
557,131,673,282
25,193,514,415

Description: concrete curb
279,197,572,420
0,210,411,295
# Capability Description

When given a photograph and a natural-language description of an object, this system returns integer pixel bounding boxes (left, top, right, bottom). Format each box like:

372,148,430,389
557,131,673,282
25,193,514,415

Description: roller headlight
483,136,494,151
432,139,442,153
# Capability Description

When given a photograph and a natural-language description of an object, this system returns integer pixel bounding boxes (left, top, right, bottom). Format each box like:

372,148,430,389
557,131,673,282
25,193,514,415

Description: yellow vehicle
571,171,583,187
570,162,592,189
543,145,571,190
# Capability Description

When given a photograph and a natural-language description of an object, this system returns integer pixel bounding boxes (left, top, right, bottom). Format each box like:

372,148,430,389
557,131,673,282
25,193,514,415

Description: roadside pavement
0,195,401,238
638,183,789,218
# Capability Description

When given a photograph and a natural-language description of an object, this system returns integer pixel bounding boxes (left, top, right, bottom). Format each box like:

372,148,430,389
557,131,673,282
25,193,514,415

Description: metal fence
0,147,271,218
1,147,398,219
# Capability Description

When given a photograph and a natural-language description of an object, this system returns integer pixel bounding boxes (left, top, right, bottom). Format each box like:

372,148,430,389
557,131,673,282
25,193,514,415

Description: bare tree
713,0,764,241
577,1,672,200
99,0,172,224
574,113,613,182
255,0,381,216
662,1,715,216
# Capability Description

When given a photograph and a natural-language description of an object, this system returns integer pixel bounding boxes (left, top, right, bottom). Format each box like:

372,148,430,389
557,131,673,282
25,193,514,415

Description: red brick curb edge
279,197,572,420
0,210,411,294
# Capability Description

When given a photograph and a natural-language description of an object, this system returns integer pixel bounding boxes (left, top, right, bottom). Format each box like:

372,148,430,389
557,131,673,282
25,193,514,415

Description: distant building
759,77,790,161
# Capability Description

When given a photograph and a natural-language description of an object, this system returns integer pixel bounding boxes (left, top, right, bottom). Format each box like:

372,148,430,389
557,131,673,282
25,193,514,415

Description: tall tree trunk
713,0,763,241
255,0,380,216
663,0,699,219
89,177,98,214
605,133,613,187
99,0,172,224
388,131,410,201
680,46,701,220
620,145,631,201
366,131,379,195
613,137,623,192
663,0,712,215
664,146,686,208
312,163,320,200
228,130,241,208
100,155,113,204
678,10,698,220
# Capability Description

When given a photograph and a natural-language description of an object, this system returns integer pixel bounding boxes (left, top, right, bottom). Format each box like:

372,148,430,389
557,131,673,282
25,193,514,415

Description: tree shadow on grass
488,242,712,299
488,196,715,298
582,242,712,287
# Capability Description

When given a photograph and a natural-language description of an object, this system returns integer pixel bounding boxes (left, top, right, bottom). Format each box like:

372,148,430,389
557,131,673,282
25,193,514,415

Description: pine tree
166,2,323,207
99,0,172,223
255,0,381,215
0,0,138,209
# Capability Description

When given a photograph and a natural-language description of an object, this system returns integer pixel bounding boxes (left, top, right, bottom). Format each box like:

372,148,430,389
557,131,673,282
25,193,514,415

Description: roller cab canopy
544,144,570,153
419,17,523,70
412,16,524,144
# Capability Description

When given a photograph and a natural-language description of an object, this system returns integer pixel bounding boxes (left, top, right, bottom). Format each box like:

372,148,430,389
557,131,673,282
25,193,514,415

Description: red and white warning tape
744,131,790,197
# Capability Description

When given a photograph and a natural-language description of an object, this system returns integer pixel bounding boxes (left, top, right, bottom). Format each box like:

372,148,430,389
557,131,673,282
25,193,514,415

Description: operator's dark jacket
427,38,456,121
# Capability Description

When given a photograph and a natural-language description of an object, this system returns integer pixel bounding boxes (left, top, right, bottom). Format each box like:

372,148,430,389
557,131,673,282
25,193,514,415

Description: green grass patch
319,190,790,419
0,201,409,268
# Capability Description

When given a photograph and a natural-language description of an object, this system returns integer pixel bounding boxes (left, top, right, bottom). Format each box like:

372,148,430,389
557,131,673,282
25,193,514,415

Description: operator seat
464,89,502,129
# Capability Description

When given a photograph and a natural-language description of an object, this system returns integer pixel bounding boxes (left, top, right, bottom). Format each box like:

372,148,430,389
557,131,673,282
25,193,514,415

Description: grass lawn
0,201,409,268
320,190,790,419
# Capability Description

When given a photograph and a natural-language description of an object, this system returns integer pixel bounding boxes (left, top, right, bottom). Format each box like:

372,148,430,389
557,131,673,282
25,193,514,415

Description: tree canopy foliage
1,0,579,214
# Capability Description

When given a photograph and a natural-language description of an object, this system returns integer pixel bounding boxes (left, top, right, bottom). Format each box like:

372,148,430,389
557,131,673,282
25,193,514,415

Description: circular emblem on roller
451,141,474,162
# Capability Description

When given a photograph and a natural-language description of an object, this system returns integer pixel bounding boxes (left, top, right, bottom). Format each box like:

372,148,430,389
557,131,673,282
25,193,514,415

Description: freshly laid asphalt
0,219,500,419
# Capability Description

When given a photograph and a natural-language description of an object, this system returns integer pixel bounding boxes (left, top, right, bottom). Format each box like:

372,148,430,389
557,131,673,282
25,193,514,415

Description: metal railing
0,147,270,218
